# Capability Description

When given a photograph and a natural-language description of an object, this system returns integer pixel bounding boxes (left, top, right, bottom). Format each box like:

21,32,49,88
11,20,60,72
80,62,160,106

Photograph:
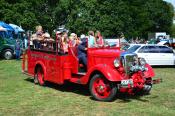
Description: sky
164,0,175,8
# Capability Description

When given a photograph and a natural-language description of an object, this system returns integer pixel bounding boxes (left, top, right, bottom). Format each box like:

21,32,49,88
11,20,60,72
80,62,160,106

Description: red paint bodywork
22,46,155,86
21,34,157,99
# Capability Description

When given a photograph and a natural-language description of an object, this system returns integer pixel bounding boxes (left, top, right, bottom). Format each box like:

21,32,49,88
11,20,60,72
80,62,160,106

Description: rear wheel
3,49,13,60
34,74,38,84
89,74,117,101
35,67,45,86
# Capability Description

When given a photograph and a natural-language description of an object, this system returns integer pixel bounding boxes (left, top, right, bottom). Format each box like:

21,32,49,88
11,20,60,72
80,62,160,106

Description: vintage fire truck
22,34,160,101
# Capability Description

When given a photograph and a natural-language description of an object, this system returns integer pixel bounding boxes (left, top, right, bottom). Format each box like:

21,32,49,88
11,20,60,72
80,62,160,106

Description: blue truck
0,21,24,60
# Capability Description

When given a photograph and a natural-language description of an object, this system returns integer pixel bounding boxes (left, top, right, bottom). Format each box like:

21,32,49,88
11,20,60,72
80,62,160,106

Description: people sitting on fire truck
61,32,69,53
75,36,81,46
31,25,44,49
43,32,54,50
56,31,62,52
95,31,104,47
36,25,44,38
30,26,44,49
88,31,96,48
78,34,87,70
70,33,80,46
62,37,68,53
68,35,76,47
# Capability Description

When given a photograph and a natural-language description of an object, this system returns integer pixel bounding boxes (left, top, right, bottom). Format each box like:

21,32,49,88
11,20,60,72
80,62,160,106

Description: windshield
127,45,141,53
0,31,13,39
120,44,130,51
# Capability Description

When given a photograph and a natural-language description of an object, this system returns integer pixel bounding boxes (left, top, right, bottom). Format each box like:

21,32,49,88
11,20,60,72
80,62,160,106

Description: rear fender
85,64,122,83
34,61,47,79
144,64,155,78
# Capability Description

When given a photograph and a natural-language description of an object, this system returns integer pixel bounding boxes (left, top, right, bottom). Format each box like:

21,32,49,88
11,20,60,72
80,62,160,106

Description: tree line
0,0,174,39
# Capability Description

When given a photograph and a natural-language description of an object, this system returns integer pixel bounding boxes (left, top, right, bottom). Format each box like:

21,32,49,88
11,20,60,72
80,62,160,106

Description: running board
77,72,86,76
70,72,86,84
72,72,86,76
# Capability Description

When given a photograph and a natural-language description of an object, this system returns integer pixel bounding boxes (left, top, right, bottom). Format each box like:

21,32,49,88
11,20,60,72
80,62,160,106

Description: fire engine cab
22,34,160,101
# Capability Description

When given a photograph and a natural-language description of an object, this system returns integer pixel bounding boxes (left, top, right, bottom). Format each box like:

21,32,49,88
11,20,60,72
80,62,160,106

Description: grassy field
0,60,175,116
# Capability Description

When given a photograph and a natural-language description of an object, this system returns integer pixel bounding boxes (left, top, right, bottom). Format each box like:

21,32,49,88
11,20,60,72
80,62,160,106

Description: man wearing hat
77,34,87,70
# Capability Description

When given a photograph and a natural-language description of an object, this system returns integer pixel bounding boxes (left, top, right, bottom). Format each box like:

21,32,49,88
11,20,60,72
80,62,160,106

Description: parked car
126,44,175,66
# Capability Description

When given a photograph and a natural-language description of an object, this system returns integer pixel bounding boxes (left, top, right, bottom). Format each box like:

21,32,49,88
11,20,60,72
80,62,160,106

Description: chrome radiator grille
122,53,137,75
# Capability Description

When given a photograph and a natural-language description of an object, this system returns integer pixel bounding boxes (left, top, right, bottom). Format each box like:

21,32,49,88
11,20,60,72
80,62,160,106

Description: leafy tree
0,0,39,30
145,0,174,35
0,0,174,39
65,0,174,38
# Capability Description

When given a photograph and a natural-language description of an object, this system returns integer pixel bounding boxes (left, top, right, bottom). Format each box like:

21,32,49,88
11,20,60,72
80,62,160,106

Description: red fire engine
22,34,160,101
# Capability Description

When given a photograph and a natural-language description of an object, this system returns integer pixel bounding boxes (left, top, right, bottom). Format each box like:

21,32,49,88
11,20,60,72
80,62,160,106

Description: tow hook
152,78,163,84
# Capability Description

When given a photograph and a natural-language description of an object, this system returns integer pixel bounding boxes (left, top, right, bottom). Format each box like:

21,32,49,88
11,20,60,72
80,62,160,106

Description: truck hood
89,48,121,58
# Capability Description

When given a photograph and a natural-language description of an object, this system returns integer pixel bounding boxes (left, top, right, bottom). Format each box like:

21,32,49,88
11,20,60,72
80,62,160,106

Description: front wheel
3,49,13,60
89,74,117,101
143,78,152,95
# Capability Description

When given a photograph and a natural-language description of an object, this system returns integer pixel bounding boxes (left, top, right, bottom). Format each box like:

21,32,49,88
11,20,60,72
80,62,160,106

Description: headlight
114,59,120,67
139,58,146,66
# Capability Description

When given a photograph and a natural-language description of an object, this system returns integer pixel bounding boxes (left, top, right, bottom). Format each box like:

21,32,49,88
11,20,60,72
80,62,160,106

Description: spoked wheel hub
89,74,117,101
93,78,111,97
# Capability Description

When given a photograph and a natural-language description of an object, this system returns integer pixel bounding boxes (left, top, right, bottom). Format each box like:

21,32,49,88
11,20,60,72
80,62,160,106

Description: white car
126,44,175,66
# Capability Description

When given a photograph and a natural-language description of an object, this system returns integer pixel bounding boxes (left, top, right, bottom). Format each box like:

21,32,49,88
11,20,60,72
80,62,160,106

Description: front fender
144,64,155,78
85,64,122,83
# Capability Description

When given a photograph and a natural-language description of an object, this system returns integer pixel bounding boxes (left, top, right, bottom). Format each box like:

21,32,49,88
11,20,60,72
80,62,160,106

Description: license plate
121,79,133,86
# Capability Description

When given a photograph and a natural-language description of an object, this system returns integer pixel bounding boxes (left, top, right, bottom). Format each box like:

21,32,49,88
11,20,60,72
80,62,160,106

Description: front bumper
120,78,162,89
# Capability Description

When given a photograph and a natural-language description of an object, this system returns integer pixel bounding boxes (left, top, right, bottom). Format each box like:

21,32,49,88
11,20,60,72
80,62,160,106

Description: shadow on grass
115,93,151,103
25,78,90,96
0,57,3,60
89,92,155,102
152,65,175,68
25,78,155,102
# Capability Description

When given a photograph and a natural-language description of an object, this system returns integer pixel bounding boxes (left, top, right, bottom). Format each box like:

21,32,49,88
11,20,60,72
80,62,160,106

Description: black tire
89,74,117,101
34,74,39,84
143,78,152,95
35,67,45,86
3,49,13,60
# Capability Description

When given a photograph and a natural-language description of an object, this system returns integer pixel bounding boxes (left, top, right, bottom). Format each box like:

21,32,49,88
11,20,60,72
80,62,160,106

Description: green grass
0,60,175,116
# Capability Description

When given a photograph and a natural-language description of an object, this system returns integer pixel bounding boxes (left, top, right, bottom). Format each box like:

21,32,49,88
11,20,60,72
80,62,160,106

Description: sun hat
70,33,76,37
56,31,62,35
80,34,86,39
44,33,50,38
